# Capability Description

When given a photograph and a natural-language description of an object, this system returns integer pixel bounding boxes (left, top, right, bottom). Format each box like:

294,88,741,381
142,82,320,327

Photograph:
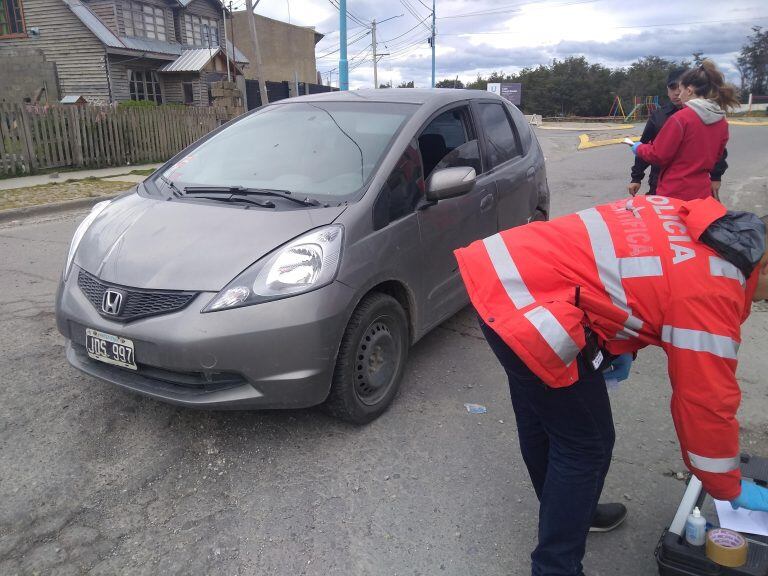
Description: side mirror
426,166,476,202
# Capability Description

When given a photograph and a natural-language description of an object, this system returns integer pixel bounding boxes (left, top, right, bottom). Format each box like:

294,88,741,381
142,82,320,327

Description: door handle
480,193,494,212
526,167,536,181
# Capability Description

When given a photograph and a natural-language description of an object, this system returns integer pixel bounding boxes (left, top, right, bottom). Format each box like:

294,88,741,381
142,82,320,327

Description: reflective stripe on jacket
454,196,760,500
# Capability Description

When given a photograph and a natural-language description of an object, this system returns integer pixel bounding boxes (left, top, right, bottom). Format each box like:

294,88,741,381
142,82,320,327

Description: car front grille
77,268,198,322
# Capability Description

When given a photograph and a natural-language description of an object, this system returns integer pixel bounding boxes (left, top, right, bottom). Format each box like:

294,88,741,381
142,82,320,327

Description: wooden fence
0,103,236,176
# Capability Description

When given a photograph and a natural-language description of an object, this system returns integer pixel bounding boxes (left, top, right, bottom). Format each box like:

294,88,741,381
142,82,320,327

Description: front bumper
56,271,355,409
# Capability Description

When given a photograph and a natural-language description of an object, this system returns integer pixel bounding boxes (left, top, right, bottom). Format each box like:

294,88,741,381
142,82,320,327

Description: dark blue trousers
479,320,615,576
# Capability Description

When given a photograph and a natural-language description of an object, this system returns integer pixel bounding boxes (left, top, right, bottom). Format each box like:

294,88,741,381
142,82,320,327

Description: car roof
270,88,504,108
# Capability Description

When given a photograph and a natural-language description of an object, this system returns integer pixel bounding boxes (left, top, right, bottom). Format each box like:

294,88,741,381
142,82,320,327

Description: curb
578,134,639,150
728,119,768,126
0,193,121,224
539,123,635,131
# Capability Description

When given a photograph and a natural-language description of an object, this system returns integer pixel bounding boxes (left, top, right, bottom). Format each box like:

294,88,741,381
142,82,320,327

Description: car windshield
157,101,416,200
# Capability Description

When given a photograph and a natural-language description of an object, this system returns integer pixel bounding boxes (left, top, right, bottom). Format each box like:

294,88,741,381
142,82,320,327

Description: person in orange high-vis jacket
455,197,768,576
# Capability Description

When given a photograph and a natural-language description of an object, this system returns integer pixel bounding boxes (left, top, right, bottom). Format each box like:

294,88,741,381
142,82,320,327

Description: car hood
75,193,348,291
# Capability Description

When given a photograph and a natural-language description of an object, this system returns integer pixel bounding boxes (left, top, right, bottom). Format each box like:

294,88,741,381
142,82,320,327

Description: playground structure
609,95,660,122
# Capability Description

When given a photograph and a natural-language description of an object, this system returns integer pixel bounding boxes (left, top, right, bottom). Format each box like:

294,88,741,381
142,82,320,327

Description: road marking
578,133,640,150
727,119,768,126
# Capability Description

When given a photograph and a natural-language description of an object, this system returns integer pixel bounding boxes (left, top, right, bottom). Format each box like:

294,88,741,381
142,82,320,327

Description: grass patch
0,179,130,211
129,168,156,176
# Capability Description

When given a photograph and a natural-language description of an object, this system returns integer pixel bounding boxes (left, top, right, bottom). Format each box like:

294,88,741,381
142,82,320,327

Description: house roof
62,0,124,48
159,47,242,73
61,94,87,103
159,48,214,72
62,0,249,63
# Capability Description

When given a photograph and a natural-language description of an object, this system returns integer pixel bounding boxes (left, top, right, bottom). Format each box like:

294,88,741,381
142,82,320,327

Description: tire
324,292,409,424
532,207,548,222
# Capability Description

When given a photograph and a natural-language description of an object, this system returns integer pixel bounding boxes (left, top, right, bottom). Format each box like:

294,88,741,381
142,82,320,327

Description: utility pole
431,0,436,88
229,1,236,71
371,19,377,89
371,15,399,89
339,0,349,90
222,1,231,81
245,0,269,104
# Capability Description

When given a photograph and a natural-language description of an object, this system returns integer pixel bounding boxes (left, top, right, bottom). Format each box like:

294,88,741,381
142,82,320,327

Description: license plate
85,328,137,370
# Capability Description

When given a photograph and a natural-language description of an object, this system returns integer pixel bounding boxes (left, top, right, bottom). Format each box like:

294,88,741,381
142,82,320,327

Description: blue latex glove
631,142,642,155
730,480,768,512
603,353,633,383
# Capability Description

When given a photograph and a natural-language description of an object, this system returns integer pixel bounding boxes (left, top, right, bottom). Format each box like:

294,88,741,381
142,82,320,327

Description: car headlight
63,200,111,280
203,225,344,312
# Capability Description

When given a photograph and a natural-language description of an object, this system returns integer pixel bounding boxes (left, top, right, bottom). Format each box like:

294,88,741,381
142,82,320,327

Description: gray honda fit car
56,89,549,423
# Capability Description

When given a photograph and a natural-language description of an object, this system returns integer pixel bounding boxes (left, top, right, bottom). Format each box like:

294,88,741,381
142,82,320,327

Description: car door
473,100,538,231
416,104,498,330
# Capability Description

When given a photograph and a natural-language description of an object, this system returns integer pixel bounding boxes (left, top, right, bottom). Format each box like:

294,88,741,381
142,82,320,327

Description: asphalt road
1,125,766,576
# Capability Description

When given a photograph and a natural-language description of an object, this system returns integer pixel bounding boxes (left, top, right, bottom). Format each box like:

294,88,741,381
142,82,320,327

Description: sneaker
589,503,627,532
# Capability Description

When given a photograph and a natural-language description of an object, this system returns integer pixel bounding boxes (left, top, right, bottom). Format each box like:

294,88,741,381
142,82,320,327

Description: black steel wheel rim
354,315,401,406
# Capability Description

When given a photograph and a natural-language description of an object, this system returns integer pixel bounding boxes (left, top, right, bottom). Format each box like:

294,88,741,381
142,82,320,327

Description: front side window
124,2,166,41
129,70,163,103
158,102,416,200
0,0,26,37
377,142,425,223
183,14,219,45
418,106,480,179
477,102,521,168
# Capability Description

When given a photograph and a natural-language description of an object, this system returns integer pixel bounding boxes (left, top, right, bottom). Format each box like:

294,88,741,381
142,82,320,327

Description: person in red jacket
629,60,740,202
455,198,768,576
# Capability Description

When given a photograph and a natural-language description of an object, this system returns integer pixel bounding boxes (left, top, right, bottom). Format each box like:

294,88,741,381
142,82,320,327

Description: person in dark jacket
628,68,728,199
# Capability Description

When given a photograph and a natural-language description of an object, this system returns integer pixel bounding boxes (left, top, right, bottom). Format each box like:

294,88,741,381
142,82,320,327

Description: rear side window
477,102,521,168
506,103,532,154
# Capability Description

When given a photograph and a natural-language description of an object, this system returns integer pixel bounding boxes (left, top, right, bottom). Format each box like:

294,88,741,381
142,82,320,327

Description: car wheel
325,292,409,424
532,207,548,222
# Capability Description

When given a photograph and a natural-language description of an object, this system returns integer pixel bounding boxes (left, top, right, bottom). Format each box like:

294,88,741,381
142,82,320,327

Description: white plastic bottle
685,506,707,546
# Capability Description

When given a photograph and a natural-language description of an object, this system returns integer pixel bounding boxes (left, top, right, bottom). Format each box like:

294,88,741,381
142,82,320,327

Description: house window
182,82,194,104
183,14,218,46
124,2,166,41
129,70,163,103
0,0,26,37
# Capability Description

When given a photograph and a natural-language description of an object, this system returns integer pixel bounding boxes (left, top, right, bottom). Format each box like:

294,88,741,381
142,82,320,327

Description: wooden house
0,0,248,105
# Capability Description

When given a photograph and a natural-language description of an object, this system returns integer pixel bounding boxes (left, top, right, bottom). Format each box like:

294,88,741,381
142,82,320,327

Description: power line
350,44,372,62
316,29,370,58
380,14,431,44
349,48,373,71
437,0,600,20
438,14,768,35
616,15,768,29
400,0,431,31
387,38,428,58
327,0,368,28
400,0,427,22
385,31,429,51
383,26,429,48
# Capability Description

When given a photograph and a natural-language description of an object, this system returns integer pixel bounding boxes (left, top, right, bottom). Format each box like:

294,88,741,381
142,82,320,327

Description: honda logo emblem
101,289,124,316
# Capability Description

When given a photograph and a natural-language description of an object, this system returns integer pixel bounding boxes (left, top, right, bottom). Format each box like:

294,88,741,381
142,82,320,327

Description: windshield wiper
159,175,183,197
184,194,275,209
183,186,320,207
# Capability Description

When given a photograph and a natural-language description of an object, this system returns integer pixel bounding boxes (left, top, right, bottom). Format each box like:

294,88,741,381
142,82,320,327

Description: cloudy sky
245,0,767,89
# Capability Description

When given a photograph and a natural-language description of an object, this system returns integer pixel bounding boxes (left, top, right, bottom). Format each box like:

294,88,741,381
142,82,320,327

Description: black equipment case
656,454,768,576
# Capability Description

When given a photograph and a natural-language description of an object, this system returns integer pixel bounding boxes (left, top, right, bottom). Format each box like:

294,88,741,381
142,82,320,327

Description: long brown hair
679,60,740,111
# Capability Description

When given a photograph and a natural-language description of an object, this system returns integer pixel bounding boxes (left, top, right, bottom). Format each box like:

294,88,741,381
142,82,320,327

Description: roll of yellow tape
705,528,748,567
